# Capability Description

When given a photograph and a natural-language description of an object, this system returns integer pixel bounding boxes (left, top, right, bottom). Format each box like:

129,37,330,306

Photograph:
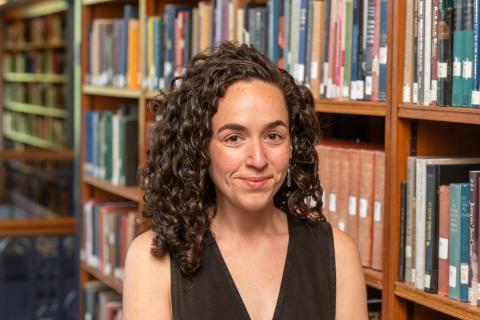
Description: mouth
238,177,272,189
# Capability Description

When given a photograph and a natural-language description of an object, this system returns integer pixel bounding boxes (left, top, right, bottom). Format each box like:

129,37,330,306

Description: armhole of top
170,256,179,320
326,222,336,320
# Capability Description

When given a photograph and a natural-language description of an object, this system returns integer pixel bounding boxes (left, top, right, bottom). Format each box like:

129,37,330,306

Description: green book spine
452,0,463,106
459,182,470,301
462,0,474,107
103,112,114,181
449,183,462,300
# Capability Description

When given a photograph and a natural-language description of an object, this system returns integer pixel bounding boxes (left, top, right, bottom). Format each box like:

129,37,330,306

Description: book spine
399,181,408,282
342,0,353,99
452,0,464,106
415,158,427,290
320,0,331,98
472,0,480,107
358,149,375,267
449,183,462,300
371,151,385,271
431,0,439,105
351,0,361,100
437,0,453,106
468,171,480,304
347,148,361,246
462,0,474,107
417,0,425,104
377,0,388,101
438,185,450,296
460,183,470,301
405,156,417,285
423,0,433,105
403,0,415,103
413,0,419,103
424,164,439,292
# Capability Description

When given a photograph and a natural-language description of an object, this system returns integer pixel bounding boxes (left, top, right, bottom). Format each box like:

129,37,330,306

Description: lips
238,177,271,189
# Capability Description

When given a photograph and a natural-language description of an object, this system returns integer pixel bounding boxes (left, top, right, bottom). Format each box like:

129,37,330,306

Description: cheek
208,144,238,180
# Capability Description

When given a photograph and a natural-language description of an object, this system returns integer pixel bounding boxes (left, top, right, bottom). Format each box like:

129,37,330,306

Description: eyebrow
217,120,288,134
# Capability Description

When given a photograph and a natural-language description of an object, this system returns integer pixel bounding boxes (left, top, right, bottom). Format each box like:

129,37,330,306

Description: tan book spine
358,149,375,267
337,148,350,233
309,0,323,98
371,151,385,271
328,147,340,227
438,185,450,296
347,148,361,246
316,144,331,219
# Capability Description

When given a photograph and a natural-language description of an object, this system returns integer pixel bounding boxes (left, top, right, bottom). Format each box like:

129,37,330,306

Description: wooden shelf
83,174,143,202
3,129,67,150
4,41,66,52
398,104,480,125
364,268,383,290
315,99,387,116
82,0,118,5
0,149,74,160
394,282,480,319
4,72,67,83
5,100,68,118
81,262,123,294
2,0,67,19
0,217,75,236
146,90,160,100
82,85,141,98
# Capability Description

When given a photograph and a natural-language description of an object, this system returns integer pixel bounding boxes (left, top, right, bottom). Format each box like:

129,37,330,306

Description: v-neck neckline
208,214,293,320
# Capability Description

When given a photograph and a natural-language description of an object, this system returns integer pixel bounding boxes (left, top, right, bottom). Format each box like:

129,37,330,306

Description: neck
210,199,287,238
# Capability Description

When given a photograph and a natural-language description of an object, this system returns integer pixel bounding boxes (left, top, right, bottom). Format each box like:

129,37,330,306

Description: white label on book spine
406,245,412,258
380,47,388,64
108,233,115,245
449,266,457,288
323,62,329,83
343,85,349,98
296,64,305,83
453,60,462,77
338,221,345,231
425,274,431,289
329,193,337,212
365,76,373,96
374,201,382,222
431,80,438,101
412,269,416,284
358,81,365,100
438,238,448,260
403,85,411,103
413,82,419,103
311,61,319,79
463,60,473,78
461,263,469,284
373,57,380,74
472,91,480,105
359,198,368,218
438,62,448,78
468,288,474,304
348,196,357,216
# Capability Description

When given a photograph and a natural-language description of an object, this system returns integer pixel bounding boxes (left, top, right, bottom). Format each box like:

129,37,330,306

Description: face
208,80,291,213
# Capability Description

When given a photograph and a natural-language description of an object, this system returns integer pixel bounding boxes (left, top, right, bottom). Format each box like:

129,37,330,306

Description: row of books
3,111,68,147
4,83,65,109
6,160,73,217
0,235,76,320
402,0,480,108
81,199,139,280
87,0,388,102
84,105,139,186
316,141,385,270
84,281,123,320
3,51,65,75
5,14,65,47
398,156,480,305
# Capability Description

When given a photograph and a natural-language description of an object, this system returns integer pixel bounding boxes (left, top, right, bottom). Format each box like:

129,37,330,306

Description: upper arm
123,230,172,320
332,227,368,320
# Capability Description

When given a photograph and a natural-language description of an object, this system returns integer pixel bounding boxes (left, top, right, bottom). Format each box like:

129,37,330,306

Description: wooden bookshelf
0,149,74,160
398,104,480,125
81,262,123,294
315,100,387,117
4,72,67,83
82,85,141,98
3,129,67,150
0,217,75,237
394,282,480,320
364,268,383,291
82,175,143,202
4,41,66,52
5,101,69,118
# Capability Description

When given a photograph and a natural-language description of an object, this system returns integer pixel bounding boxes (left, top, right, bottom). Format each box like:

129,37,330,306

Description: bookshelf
0,0,75,221
76,0,480,319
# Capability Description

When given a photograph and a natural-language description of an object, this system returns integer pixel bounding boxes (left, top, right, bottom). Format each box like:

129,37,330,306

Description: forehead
213,80,288,127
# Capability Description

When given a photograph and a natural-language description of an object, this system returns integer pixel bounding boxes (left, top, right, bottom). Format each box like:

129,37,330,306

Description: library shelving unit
385,1,480,320
0,0,76,237
76,0,480,319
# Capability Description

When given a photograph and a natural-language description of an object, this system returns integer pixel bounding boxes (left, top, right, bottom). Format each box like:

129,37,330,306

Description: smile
238,177,271,189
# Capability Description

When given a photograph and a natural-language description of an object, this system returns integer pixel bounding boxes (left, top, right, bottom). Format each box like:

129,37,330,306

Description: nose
245,139,268,169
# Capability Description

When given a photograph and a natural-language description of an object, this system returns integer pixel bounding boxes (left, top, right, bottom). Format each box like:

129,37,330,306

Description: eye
266,132,283,141
225,134,243,144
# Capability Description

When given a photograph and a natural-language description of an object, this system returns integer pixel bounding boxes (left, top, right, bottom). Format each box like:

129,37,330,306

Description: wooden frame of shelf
394,282,480,320
81,262,123,294
3,129,67,150
0,217,75,236
4,42,66,52
364,268,383,291
82,174,143,202
315,100,387,117
4,100,69,118
1,0,68,19
82,84,141,98
0,149,74,160
4,72,67,83
398,104,480,125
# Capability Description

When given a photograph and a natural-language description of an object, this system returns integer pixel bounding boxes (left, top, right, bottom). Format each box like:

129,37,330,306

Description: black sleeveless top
171,216,336,320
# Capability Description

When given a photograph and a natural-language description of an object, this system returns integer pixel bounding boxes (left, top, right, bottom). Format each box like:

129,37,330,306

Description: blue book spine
268,0,280,64
472,0,480,107
452,0,464,106
449,183,462,300
153,17,161,89
85,112,93,175
351,0,361,83
298,0,308,84
459,182,471,301
284,0,291,72
378,0,388,101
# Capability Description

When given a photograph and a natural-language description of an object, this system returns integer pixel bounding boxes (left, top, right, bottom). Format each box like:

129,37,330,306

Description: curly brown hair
139,42,324,276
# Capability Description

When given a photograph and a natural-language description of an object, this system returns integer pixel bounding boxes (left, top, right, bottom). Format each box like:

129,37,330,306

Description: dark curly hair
139,42,324,276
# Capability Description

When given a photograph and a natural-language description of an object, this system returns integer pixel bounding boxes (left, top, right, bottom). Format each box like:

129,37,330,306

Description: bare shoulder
123,230,172,320
331,227,368,320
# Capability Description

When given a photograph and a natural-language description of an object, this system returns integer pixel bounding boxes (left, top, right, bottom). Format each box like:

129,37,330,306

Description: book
399,181,408,282
438,185,450,296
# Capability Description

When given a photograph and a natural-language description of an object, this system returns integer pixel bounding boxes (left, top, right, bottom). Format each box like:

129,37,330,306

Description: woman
124,42,367,320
